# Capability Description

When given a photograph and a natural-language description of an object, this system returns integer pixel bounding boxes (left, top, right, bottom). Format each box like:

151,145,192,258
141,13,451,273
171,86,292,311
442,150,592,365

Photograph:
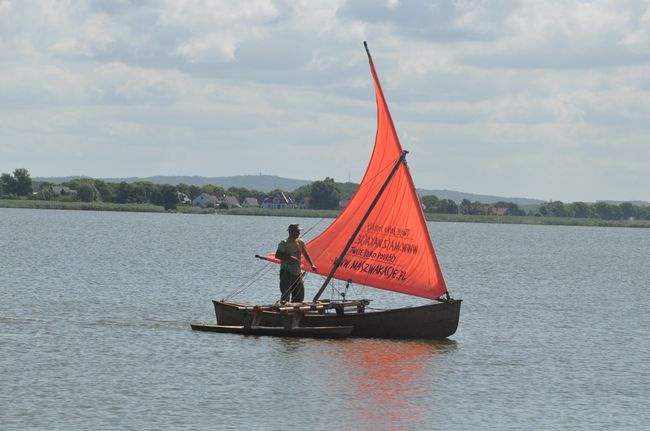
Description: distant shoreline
0,199,164,213
1,200,648,228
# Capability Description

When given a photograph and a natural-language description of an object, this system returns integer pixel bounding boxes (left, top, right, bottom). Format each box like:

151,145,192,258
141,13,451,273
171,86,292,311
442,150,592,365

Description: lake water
1,208,648,430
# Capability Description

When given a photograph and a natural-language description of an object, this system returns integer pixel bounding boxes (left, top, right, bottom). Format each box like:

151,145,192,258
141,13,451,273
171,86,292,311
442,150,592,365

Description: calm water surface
1,208,648,430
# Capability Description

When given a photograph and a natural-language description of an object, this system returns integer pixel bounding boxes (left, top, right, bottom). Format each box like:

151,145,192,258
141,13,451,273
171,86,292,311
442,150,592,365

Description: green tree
570,202,594,218
12,168,33,196
291,184,312,203
310,177,341,209
459,199,472,215
1,168,33,196
338,182,359,200
420,195,439,213
93,180,113,202
188,185,202,199
37,182,55,200
160,185,178,210
176,183,203,200
470,201,488,215
435,199,459,214
539,201,572,217
227,187,248,202
594,202,621,220
640,206,650,220
114,182,132,204
0,173,13,195
619,202,636,220
176,183,191,197
131,181,155,204
76,181,98,202
201,184,225,195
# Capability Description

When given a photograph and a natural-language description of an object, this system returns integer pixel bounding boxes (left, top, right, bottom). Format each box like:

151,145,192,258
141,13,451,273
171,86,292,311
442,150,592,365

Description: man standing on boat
275,224,317,303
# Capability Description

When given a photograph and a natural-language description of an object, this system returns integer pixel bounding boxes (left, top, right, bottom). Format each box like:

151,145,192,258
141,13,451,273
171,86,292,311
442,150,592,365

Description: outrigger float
192,42,461,339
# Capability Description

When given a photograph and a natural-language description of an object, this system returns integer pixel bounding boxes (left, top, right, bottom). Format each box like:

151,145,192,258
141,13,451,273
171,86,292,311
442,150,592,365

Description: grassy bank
217,207,341,219
216,207,650,228
0,199,165,213
210,207,649,227
173,207,339,217
423,213,650,228
2,199,648,227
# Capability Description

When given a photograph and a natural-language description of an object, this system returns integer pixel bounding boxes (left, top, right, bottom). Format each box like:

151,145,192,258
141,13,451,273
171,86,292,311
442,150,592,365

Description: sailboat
192,42,461,339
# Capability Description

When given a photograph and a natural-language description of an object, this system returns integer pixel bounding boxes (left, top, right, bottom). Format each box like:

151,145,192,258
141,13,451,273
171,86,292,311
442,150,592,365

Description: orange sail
270,44,448,300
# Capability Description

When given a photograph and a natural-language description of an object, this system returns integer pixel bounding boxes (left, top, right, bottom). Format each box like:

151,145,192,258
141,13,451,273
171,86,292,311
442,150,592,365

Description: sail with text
267,44,448,300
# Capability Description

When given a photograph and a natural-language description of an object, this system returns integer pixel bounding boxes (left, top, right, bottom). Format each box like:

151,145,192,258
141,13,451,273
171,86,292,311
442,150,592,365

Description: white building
192,193,221,208
260,192,296,209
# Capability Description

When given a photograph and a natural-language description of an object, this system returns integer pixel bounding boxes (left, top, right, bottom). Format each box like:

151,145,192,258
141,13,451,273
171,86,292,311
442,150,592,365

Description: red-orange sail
269,44,448,300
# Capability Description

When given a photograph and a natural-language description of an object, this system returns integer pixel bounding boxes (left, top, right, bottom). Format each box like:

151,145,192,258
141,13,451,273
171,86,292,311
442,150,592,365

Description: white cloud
1,0,649,202
172,35,238,63
621,2,650,49
451,0,650,69
48,11,125,59
159,0,280,63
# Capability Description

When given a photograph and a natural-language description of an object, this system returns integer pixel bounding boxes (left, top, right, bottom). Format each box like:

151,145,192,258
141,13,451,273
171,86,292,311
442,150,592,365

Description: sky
1,0,649,203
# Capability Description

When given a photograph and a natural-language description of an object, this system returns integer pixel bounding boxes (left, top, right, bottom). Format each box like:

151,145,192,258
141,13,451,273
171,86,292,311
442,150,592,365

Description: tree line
535,200,650,221
420,195,527,216
0,169,345,210
419,194,650,220
2,168,648,220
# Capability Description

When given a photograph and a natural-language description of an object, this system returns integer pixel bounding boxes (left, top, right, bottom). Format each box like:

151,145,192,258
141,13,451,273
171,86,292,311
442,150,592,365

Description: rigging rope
222,260,274,301
221,155,401,302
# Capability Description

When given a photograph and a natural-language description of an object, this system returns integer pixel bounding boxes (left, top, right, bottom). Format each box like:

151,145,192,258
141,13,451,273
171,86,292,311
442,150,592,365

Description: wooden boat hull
213,299,461,339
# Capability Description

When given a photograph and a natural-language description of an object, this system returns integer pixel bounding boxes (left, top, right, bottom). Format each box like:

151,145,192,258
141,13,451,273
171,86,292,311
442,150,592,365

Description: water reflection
323,338,456,429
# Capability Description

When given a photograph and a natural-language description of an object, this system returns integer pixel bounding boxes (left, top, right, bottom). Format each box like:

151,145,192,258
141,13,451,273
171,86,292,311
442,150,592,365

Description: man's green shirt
277,238,304,275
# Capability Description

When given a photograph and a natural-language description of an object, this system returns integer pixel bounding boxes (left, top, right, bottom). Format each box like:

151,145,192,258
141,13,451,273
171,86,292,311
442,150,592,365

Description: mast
312,150,408,302
293,41,448,301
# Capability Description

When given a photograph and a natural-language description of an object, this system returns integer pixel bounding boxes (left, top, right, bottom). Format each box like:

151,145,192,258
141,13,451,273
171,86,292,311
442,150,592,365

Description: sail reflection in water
322,339,457,428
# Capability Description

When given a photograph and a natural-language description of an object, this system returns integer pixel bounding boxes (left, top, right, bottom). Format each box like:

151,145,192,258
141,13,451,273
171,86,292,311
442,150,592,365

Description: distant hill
416,188,545,206
33,175,543,206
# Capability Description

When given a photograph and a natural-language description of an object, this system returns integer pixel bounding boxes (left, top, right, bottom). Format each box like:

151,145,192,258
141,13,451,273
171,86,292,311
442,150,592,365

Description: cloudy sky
1,0,649,202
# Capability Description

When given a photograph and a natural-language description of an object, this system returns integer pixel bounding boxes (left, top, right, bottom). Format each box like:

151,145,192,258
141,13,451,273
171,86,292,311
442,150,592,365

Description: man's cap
288,224,302,232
